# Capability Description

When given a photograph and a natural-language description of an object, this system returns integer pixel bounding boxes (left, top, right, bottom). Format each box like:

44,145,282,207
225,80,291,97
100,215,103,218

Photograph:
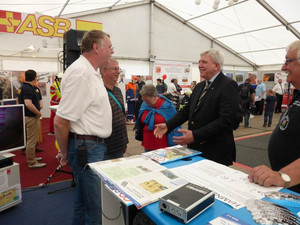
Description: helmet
57,72,63,79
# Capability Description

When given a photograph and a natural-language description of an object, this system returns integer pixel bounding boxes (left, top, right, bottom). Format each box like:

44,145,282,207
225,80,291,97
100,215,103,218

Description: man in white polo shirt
273,78,284,113
54,30,114,225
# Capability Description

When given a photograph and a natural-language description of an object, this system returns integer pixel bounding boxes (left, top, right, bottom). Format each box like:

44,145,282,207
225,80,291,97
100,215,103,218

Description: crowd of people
14,29,300,225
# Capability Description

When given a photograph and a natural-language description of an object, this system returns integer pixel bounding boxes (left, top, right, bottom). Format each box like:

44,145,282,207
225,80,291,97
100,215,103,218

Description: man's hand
56,152,68,166
248,165,285,187
172,129,194,145
36,111,42,118
154,123,168,138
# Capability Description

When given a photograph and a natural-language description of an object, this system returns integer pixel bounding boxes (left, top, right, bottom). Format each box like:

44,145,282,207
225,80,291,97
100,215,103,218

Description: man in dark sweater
101,59,128,159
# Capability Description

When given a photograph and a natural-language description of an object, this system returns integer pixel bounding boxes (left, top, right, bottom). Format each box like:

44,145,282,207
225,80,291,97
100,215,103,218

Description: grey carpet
235,134,271,168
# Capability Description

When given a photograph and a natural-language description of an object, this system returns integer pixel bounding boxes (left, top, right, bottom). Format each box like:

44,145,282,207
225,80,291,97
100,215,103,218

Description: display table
0,162,22,212
101,155,299,225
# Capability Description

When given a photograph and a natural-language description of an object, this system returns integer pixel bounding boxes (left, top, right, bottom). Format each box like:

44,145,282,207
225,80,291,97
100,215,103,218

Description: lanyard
107,90,123,112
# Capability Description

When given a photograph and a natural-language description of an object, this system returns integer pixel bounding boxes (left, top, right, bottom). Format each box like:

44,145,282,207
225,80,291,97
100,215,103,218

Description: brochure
88,155,188,209
206,213,251,225
142,145,201,164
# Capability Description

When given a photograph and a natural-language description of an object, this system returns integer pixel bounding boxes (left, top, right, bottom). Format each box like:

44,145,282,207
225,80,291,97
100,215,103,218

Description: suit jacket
166,72,240,165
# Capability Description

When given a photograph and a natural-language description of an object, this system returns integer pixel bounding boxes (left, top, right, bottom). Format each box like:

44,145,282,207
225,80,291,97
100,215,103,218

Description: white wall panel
75,5,150,59
2,59,59,72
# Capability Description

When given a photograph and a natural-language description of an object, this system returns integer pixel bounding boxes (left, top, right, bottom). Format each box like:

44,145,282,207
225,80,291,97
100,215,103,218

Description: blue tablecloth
141,155,300,225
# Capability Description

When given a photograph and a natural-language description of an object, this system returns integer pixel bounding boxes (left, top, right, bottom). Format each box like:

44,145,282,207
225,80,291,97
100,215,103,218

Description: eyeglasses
96,42,114,51
284,57,300,65
105,67,120,71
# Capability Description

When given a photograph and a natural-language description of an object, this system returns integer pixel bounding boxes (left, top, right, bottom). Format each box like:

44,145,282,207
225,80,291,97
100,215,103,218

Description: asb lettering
16,14,71,38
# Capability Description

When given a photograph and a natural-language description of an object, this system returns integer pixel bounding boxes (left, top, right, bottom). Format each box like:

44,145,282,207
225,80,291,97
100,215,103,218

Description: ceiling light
195,0,201,5
24,45,36,52
194,0,239,10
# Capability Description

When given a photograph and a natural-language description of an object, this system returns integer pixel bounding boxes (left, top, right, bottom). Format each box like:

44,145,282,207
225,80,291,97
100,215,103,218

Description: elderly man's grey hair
286,40,300,64
140,84,158,97
200,48,224,71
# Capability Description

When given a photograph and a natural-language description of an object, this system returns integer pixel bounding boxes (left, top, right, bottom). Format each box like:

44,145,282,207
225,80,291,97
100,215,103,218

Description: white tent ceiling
1,0,299,67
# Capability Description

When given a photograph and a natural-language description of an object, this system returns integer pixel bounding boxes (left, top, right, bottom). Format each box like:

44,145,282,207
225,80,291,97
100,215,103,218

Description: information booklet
141,145,201,164
206,213,251,225
88,155,188,209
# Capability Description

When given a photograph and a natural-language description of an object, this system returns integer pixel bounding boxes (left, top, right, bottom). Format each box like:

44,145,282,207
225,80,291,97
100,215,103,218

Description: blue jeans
68,138,107,225
264,110,273,125
244,110,250,127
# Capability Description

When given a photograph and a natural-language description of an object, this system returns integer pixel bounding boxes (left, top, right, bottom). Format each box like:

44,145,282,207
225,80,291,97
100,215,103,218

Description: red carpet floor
13,118,73,189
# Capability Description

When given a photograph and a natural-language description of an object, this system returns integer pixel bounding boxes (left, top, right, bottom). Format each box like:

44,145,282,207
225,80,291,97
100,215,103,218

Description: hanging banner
0,10,102,38
153,61,192,91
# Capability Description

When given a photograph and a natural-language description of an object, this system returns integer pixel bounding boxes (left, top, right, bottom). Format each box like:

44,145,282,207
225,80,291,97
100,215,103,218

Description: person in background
100,59,128,159
263,89,276,127
49,72,62,135
0,76,4,100
174,78,182,94
54,30,114,225
154,49,240,166
135,84,181,151
18,74,44,154
238,78,255,128
18,69,46,168
126,78,137,123
135,75,145,121
166,78,180,110
248,40,300,193
167,78,180,97
272,78,284,113
255,78,266,115
156,78,167,96
178,91,191,111
190,81,197,91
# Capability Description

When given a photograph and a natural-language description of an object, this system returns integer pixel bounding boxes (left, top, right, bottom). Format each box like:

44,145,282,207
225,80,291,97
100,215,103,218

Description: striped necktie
195,81,210,111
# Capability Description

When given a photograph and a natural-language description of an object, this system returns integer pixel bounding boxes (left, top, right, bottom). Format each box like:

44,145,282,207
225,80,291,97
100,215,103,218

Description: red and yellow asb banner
0,10,102,38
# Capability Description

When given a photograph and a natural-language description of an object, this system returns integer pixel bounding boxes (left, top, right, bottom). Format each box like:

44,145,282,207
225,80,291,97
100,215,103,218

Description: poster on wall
263,73,274,82
223,71,234,80
0,71,22,99
0,70,56,100
153,60,192,92
0,71,12,99
235,71,246,85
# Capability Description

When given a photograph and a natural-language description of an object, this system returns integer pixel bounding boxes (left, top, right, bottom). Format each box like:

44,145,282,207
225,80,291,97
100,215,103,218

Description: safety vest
50,81,61,105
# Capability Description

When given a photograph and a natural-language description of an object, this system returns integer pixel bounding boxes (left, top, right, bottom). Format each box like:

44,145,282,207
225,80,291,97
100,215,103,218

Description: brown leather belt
69,132,104,142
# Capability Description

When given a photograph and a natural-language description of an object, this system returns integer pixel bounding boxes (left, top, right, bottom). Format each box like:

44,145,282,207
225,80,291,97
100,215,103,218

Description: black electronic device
159,183,215,223
0,155,13,168
0,104,26,154
63,29,86,71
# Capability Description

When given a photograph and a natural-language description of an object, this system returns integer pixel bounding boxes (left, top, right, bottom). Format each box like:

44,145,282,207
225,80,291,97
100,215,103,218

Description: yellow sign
0,10,102,38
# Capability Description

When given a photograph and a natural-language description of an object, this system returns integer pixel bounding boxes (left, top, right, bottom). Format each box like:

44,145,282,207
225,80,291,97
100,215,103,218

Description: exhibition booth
0,0,300,224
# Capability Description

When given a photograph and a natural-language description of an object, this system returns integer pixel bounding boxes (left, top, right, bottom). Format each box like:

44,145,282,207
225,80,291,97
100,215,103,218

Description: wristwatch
279,171,291,188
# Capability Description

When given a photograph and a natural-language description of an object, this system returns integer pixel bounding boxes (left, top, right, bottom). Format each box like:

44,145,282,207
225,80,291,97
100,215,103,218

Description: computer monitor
0,104,26,154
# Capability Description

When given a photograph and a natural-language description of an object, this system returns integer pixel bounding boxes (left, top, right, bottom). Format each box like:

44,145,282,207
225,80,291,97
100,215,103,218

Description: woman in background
135,84,181,151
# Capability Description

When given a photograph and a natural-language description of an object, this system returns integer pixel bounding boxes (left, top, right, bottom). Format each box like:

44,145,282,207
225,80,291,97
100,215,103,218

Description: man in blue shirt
255,78,266,115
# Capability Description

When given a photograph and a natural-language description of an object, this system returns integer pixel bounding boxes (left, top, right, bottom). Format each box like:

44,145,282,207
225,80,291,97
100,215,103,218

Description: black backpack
240,84,250,100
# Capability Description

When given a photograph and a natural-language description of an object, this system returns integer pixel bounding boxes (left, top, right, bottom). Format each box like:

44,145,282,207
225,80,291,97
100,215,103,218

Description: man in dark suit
154,49,240,166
